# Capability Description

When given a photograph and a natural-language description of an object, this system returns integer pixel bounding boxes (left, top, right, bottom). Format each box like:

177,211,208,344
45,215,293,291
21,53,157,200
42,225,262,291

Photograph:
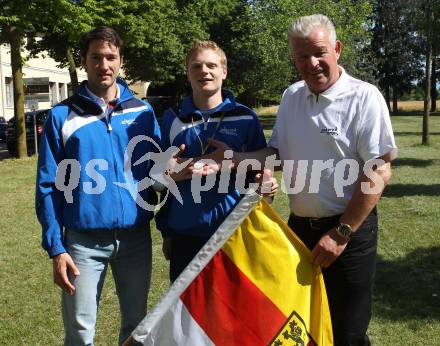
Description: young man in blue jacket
35,27,161,345
157,41,275,282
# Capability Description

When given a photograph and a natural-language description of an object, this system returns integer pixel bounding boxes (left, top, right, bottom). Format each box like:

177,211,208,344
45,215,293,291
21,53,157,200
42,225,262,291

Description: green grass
369,116,440,345
0,114,439,345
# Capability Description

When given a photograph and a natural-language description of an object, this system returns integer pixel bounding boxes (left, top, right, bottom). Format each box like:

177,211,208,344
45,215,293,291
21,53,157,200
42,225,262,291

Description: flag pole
122,335,134,346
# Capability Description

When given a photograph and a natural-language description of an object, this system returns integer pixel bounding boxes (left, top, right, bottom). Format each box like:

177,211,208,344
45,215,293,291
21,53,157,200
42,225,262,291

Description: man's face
291,28,341,94
82,40,122,96
187,49,227,98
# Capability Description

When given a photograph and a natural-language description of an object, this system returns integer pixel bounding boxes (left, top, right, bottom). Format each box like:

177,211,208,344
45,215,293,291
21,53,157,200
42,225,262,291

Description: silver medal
194,161,204,170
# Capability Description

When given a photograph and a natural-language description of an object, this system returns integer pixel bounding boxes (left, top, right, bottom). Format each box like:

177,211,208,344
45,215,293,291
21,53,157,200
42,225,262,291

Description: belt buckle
308,218,321,230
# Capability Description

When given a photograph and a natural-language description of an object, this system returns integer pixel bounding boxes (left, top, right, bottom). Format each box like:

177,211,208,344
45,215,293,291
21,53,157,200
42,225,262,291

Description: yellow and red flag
128,192,333,346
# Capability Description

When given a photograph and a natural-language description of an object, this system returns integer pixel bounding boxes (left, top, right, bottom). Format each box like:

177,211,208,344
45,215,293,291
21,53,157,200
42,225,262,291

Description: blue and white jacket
36,78,161,257
156,90,266,238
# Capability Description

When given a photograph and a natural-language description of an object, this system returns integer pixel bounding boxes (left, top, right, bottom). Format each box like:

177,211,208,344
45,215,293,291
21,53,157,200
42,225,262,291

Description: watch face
338,224,353,238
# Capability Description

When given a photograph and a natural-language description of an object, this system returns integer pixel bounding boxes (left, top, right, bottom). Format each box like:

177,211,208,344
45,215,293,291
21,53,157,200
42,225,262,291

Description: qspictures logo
54,136,388,211
55,135,191,212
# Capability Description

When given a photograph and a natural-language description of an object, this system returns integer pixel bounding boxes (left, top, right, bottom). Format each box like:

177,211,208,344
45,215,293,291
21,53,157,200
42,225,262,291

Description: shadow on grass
383,184,440,197
394,131,440,136
391,110,440,116
392,158,438,168
374,246,440,320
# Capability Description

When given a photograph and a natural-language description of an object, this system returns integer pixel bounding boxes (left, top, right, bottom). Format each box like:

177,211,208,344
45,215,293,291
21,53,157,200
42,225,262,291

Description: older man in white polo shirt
269,14,397,345
206,14,397,346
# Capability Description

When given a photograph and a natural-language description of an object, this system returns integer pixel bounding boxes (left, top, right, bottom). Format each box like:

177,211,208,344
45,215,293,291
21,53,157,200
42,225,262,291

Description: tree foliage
213,0,373,106
1,0,376,113
370,0,424,113
122,0,373,106
118,0,203,88
26,0,99,93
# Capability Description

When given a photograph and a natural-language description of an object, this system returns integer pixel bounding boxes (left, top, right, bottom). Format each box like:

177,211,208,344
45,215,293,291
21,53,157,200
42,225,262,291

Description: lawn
0,113,439,345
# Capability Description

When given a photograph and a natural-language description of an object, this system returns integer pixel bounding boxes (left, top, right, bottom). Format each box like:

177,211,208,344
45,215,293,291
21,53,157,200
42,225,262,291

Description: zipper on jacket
107,108,125,227
106,107,113,132
106,100,117,132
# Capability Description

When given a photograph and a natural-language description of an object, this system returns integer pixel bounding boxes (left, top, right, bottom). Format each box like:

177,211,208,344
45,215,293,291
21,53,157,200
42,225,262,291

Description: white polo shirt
268,67,397,217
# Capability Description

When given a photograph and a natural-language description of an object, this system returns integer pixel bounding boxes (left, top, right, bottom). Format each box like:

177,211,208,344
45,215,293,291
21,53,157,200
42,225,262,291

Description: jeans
62,227,152,346
288,212,377,346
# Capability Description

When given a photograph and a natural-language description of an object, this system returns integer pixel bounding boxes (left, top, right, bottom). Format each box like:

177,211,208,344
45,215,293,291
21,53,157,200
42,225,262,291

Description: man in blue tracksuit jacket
35,27,160,345
156,40,271,282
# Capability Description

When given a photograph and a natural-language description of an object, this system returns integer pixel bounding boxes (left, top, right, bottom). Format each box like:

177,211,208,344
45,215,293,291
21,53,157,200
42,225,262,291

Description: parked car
0,116,7,142
6,109,50,157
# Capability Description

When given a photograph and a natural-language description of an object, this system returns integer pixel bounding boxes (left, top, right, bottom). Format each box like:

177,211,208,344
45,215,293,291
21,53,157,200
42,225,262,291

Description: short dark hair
79,27,124,59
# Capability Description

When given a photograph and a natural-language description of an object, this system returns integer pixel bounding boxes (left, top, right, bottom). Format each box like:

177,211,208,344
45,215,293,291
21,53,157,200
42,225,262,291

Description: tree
423,0,435,145
122,0,373,107
26,0,99,93
429,1,440,112
116,0,248,101
370,0,424,114
218,0,373,106
430,56,438,112
0,0,100,157
0,0,53,158
27,0,193,99
118,0,199,91
0,0,377,131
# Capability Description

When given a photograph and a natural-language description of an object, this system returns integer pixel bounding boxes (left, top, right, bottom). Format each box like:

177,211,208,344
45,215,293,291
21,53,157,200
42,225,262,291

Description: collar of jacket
176,89,236,121
71,77,134,116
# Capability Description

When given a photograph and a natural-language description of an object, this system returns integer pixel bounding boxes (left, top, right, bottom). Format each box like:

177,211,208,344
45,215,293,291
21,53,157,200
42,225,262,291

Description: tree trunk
423,0,433,145
392,85,398,115
430,57,437,112
66,48,79,94
384,84,391,112
9,26,27,157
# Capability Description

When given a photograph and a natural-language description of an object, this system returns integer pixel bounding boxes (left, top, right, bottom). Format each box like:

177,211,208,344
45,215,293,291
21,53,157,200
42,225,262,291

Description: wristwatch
335,223,353,241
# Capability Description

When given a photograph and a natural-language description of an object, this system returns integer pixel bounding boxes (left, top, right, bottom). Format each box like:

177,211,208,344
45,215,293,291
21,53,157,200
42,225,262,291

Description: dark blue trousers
288,211,377,346
169,233,210,283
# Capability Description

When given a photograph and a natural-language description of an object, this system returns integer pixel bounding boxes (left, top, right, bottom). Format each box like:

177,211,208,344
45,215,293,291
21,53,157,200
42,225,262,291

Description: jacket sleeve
246,110,267,151
35,109,67,258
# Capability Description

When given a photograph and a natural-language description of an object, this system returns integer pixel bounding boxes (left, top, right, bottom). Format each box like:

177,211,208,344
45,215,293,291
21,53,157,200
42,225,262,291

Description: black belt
289,214,341,230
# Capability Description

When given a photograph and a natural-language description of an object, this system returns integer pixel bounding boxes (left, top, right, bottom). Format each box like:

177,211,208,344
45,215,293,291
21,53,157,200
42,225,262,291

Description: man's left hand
311,228,348,268
255,169,278,203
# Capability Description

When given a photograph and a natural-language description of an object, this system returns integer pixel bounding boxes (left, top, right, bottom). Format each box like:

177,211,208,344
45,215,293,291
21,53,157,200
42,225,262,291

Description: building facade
0,43,87,120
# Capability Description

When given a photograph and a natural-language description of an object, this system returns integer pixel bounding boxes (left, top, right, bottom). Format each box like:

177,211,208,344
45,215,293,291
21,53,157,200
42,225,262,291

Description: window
58,83,67,101
5,77,13,107
24,84,49,94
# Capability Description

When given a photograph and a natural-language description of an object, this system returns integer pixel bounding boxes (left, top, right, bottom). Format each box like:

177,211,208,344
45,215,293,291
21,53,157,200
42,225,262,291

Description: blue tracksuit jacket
36,78,161,257
156,90,266,238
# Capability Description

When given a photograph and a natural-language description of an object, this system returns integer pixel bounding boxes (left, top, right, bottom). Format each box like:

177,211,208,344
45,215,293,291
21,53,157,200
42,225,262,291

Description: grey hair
288,14,337,48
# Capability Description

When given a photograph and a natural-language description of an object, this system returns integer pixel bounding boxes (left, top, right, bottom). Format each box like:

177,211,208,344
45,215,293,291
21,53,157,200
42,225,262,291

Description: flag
128,192,333,346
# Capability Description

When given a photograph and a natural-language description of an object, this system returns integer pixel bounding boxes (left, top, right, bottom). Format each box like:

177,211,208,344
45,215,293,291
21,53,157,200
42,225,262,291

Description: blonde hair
288,14,337,48
185,40,227,68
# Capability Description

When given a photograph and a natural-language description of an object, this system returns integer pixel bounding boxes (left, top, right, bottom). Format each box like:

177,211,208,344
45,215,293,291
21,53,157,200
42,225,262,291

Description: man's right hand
191,138,234,175
52,253,80,295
